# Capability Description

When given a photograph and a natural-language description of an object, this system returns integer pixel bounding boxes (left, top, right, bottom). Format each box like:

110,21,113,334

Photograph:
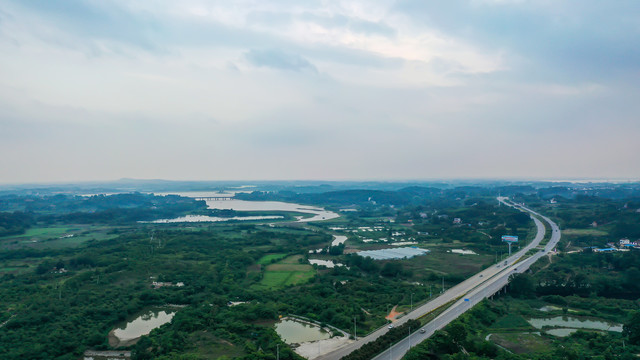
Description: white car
388,324,394,329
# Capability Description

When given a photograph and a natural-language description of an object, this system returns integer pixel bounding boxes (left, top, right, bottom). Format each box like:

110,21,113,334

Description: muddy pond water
109,308,176,347
527,316,623,337
274,319,331,344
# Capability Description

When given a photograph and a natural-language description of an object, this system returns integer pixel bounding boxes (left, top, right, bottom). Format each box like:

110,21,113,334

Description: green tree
508,273,535,298
624,311,640,345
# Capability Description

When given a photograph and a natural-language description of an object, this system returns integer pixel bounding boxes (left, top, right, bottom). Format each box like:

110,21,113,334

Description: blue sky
0,0,639,182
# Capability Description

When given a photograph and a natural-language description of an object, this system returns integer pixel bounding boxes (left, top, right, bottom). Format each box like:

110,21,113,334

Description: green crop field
4,226,72,239
256,255,315,288
490,332,551,354
278,254,305,264
257,254,287,265
404,249,494,281
562,228,609,236
259,271,315,288
0,225,120,249
490,314,533,330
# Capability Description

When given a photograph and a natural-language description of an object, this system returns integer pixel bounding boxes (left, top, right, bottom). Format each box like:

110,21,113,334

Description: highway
316,198,560,360
370,198,561,360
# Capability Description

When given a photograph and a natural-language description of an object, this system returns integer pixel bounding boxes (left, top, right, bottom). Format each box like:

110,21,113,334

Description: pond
357,247,430,260
331,235,348,246
109,308,176,347
546,328,579,337
308,259,345,268
274,319,331,344
527,316,623,333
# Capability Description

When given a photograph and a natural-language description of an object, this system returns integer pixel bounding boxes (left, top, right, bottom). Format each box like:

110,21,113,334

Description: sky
1,0,639,183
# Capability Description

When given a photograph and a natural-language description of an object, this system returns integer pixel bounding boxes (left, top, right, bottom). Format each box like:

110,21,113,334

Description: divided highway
317,198,561,360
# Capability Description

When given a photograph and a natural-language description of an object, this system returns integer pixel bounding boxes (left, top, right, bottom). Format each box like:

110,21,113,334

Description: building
594,248,617,253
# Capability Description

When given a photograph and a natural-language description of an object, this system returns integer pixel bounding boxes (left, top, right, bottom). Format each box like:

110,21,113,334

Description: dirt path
385,305,403,322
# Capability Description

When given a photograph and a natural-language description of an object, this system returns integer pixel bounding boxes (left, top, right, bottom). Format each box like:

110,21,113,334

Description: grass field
490,332,551,354
562,228,609,236
5,226,73,239
185,331,245,359
257,253,287,265
490,315,534,331
405,249,494,281
256,255,314,289
260,271,315,288
0,225,119,249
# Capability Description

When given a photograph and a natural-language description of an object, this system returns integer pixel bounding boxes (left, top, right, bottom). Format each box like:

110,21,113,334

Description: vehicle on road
419,329,426,334
388,324,394,329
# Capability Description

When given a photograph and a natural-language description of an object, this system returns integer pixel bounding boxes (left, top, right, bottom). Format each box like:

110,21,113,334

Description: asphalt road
315,198,560,360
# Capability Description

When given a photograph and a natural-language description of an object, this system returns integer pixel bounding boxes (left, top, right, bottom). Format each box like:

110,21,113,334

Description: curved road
370,198,561,360
316,198,560,360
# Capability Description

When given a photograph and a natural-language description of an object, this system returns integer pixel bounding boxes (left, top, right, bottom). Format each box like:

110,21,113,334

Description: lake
203,199,339,222
151,191,340,223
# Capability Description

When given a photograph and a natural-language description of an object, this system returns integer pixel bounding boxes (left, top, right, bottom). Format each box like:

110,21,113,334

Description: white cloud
0,0,638,182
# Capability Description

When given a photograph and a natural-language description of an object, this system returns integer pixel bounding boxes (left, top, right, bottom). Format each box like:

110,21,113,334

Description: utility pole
429,285,432,298
442,276,445,293
276,344,279,360
410,293,414,312
354,316,357,340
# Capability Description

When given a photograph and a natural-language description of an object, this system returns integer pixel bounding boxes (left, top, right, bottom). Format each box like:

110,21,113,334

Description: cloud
391,0,640,81
244,48,318,73
0,0,639,182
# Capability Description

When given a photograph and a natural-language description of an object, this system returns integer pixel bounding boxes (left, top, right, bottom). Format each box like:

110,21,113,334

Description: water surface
204,199,339,222
112,309,175,343
148,215,283,223
275,319,331,344
309,259,345,268
331,235,348,246
546,328,578,337
527,316,622,332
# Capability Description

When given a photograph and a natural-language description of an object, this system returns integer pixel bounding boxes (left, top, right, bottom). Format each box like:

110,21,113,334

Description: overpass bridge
194,196,234,201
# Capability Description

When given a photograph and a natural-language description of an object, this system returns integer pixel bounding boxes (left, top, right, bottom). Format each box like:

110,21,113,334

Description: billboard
502,235,518,243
